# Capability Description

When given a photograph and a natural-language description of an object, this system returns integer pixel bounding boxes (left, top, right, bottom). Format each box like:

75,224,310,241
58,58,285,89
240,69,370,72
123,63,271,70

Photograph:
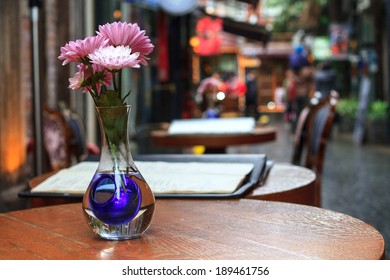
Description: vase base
82,204,155,240
98,233,143,241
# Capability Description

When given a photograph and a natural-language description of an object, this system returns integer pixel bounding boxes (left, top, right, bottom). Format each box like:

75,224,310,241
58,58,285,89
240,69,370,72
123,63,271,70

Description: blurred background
0,0,389,224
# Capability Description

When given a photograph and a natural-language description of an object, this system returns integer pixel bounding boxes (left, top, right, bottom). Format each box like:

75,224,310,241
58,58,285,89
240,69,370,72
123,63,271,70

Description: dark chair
291,91,338,206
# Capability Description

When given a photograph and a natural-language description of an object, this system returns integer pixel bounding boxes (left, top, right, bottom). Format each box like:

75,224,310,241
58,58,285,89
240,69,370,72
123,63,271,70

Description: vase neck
95,105,136,172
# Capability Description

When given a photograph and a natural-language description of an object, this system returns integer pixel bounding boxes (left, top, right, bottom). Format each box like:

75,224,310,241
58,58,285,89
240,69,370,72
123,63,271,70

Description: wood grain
0,200,385,260
247,163,317,206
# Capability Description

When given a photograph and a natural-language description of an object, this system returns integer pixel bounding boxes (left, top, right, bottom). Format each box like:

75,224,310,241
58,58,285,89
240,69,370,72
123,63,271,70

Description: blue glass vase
82,105,155,240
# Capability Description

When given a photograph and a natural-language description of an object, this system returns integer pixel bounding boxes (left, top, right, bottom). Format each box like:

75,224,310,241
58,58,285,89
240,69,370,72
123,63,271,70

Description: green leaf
122,90,132,103
96,90,125,107
98,105,129,149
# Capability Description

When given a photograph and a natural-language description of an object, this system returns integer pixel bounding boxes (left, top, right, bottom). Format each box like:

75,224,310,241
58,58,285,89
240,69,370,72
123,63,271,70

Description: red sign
195,17,222,56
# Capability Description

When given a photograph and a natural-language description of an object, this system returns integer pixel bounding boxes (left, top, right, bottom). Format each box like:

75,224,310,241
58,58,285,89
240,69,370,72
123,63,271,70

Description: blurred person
245,71,259,119
283,69,297,125
221,72,247,114
294,66,315,123
314,62,337,97
286,43,315,132
222,72,247,97
289,44,310,73
195,72,223,117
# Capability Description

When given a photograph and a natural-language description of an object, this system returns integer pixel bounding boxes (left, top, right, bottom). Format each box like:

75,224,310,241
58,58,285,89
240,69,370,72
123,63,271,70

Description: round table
151,126,277,153
247,163,317,206
0,199,384,260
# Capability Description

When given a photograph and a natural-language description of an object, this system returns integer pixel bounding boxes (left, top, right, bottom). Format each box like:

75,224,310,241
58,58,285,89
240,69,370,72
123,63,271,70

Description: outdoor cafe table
150,118,277,153
246,163,317,206
0,199,385,260
24,162,317,207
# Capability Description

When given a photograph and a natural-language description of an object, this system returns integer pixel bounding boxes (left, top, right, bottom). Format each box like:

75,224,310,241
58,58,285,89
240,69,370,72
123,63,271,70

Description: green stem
118,69,122,99
112,69,123,99
108,140,127,192
85,60,99,96
112,71,118,93
88,89,98,106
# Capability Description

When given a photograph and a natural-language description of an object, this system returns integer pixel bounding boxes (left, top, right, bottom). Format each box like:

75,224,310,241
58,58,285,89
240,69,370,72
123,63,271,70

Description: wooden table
0,200,385,260
23,162,317,207
151,126,277,153
247,163,317,206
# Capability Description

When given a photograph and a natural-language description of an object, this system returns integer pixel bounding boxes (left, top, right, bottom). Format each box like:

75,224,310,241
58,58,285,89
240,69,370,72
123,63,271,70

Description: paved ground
321,132,390,260
1,115,389,259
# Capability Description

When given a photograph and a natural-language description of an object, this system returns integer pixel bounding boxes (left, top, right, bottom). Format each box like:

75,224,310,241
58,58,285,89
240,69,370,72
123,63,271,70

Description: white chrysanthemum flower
89,45,141,71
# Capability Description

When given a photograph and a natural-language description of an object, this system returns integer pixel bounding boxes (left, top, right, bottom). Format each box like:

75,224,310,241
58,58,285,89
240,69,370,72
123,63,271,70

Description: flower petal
97,22,154,66
89,45,141,70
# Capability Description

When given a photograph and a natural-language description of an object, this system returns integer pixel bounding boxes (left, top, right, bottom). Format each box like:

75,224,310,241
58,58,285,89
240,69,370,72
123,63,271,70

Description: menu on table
31,161,255,195
167,117,255,135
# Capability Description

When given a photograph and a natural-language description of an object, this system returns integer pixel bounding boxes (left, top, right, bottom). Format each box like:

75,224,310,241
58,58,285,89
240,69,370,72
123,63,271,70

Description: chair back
291,91,338,206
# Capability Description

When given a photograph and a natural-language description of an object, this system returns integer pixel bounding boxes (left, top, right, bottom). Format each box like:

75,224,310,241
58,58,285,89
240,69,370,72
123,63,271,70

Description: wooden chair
291,91,338,206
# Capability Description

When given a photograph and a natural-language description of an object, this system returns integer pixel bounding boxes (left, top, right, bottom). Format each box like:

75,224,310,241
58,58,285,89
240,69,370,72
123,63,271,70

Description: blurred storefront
190,0,289,115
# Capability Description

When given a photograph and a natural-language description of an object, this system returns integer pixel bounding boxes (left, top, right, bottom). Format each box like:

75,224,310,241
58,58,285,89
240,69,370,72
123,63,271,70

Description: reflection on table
0,200,385,260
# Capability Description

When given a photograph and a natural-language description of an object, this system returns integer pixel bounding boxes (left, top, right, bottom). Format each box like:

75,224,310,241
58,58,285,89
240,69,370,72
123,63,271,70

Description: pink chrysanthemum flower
89,45,141,71
97,22,154,66
59,21,154,105
93,65,113,86
58,35,109,65
68,70,84,91
69,64,112,95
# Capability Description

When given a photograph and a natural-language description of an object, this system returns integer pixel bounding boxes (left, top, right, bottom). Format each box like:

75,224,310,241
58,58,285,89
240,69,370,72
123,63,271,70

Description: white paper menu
168,117,255,135
31,161,254,194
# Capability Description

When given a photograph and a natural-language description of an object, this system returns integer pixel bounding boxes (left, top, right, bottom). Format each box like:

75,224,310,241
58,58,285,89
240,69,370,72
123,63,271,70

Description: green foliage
264,0,327,33
336,98,358,118
96,90,125,107
337,99,389,121
264,0,304,32
367,100,389,121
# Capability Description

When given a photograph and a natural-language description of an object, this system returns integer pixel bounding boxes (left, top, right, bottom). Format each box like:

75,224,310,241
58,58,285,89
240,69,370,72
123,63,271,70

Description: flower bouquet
58,22,156,240
58,21,153,106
